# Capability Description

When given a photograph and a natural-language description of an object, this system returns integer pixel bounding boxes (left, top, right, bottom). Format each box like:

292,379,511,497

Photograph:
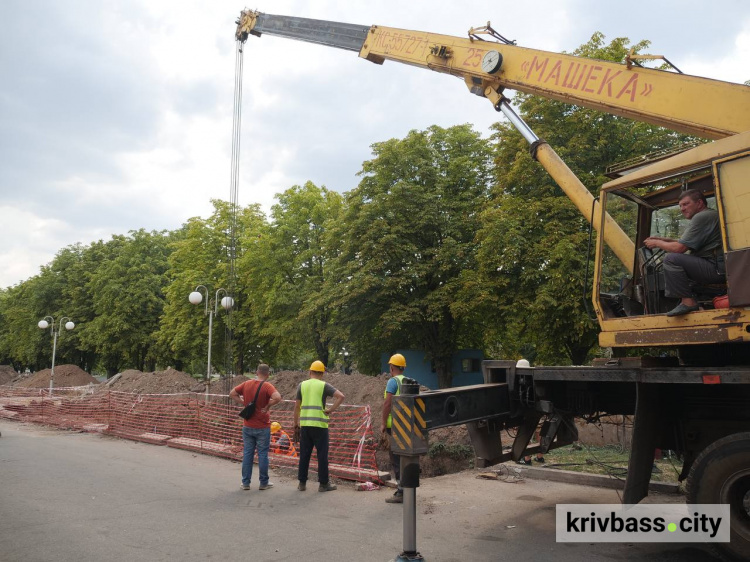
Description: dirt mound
267,370,391,411
14,364,99,388
105,368,198,394
0,365,18,386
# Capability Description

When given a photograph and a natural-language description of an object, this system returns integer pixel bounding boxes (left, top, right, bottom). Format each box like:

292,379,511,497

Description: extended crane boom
236,11,750,139
235,10,645,270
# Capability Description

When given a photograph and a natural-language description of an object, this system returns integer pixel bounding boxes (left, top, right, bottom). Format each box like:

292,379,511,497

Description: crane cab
593,131,750,359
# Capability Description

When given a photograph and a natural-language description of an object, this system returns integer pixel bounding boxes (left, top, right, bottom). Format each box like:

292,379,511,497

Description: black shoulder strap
252,380,265,402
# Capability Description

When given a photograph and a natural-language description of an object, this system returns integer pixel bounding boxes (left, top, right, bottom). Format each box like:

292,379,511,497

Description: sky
1,0,749,289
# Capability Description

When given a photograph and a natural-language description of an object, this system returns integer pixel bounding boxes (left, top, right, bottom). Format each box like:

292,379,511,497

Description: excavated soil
5,363,472,477
103,367,199,394
13,364,99,388
0,365,18,385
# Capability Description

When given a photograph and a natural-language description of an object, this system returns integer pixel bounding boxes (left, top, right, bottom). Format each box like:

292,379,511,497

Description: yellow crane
234,12,750,561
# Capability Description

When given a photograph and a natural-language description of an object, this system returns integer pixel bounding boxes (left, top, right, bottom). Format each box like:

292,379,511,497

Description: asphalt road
0,420,718,562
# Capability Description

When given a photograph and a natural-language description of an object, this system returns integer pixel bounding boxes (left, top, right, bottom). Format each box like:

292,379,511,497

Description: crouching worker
270,421,297,457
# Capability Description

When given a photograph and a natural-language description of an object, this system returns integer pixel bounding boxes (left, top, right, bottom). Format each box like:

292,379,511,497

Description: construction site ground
0,420,716,562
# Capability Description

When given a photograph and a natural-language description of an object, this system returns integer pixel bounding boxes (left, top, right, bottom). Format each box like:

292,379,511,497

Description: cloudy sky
2,0,748,289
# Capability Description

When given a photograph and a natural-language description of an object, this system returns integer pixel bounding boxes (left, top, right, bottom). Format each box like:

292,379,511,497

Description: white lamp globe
65,321,75,331
38,320,49,329
221,296,235,310
189,291,203,305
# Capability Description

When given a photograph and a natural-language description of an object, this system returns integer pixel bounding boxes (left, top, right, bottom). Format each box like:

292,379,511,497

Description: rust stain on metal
614,327,729,345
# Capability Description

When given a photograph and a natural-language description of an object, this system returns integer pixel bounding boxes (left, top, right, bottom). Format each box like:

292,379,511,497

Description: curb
502,463,681,494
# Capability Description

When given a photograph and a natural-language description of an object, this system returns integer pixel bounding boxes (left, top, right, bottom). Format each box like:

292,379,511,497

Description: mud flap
623,383,661,504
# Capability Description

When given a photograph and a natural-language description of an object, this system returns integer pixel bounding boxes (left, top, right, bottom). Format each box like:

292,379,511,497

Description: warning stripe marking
415,398,426,430
393,402,412,447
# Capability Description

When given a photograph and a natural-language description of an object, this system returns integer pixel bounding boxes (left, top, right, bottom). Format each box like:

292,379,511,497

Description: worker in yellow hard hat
270,421,297,457
294,360,344,492
381,353,407,503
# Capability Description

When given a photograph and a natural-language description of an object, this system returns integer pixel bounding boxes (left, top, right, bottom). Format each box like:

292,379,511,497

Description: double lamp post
37,316,75,394
189,286,234,398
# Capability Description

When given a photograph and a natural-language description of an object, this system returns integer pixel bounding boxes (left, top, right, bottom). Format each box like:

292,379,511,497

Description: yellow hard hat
271,422,281,433
388,353,406,368
309,360,326,373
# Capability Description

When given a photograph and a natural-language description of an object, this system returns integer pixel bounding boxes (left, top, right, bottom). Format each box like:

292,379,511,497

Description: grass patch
540,444,683,483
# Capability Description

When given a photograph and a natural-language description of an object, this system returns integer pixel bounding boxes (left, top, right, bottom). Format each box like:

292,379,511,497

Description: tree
156,200,267,375
84,230,173,376
469,33,700,365
327,125,493,387
240,182,343,368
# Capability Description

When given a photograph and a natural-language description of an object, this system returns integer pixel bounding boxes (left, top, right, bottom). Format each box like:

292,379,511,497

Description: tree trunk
434,356,453,389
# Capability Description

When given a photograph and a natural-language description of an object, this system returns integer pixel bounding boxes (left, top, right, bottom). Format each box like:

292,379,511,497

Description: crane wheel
686,432,750,561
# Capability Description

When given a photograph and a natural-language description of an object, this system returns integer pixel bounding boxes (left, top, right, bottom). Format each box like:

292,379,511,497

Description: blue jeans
242,426,271,486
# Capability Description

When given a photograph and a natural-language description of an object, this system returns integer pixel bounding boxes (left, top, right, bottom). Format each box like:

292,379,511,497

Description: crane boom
237,11,750,140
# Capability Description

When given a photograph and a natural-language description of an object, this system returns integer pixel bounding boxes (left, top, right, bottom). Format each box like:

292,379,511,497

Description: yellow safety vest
385,374,405,429
300,378,329,429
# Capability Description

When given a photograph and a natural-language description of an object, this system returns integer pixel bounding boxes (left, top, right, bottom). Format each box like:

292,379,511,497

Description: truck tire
686,432,750,561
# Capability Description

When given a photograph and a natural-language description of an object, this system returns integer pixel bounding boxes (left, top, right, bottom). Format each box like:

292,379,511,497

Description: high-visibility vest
271,431,298,456
300,378,329,428
385,374,405,429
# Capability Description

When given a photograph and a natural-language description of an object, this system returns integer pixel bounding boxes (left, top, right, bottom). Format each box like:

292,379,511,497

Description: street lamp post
341,347,351,374
38,316,75,395
189,286,234,400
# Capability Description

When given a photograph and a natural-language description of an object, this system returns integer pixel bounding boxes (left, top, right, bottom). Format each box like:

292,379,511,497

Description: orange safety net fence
0,386,382,483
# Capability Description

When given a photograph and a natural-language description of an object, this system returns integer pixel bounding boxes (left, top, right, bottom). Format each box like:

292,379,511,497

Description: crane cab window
714,152,750,306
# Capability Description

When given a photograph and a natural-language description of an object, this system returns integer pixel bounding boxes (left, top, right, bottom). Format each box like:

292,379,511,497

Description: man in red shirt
229,364,282,491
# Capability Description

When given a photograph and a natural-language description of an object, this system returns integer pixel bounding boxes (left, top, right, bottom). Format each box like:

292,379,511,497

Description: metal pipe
402,482,417,553
206,309,214,403
50,331,58,396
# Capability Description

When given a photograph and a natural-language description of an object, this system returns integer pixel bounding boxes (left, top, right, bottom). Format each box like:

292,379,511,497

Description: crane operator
643,189,725,317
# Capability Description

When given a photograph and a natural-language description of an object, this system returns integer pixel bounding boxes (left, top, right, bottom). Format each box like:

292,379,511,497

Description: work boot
319,482,338,492
385,490,403,503
297,482,306,491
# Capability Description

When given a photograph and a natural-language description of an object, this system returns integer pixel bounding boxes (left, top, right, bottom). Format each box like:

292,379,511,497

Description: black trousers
663,253,725,298
298,426,330,484
386,427,401,488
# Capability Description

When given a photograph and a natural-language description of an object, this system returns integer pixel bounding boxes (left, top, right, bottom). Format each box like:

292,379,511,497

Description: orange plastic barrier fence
0,386,382,483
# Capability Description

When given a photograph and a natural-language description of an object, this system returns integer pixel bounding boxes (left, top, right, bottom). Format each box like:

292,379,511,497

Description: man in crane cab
643,189,725,316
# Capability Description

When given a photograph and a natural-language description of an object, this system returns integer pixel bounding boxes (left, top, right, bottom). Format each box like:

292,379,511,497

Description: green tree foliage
83,230,173,375
327,125,493,387
468,33,700,365
156,200,267,376
240,182,343,368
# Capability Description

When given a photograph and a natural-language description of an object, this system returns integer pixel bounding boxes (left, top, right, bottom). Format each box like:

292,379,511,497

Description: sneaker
259,482,274,490
666,303,700,317
298,482,306,491
240,483,250,490
318,482,338,492
536,456,545,464
385,490,403,504
516,458,533,465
